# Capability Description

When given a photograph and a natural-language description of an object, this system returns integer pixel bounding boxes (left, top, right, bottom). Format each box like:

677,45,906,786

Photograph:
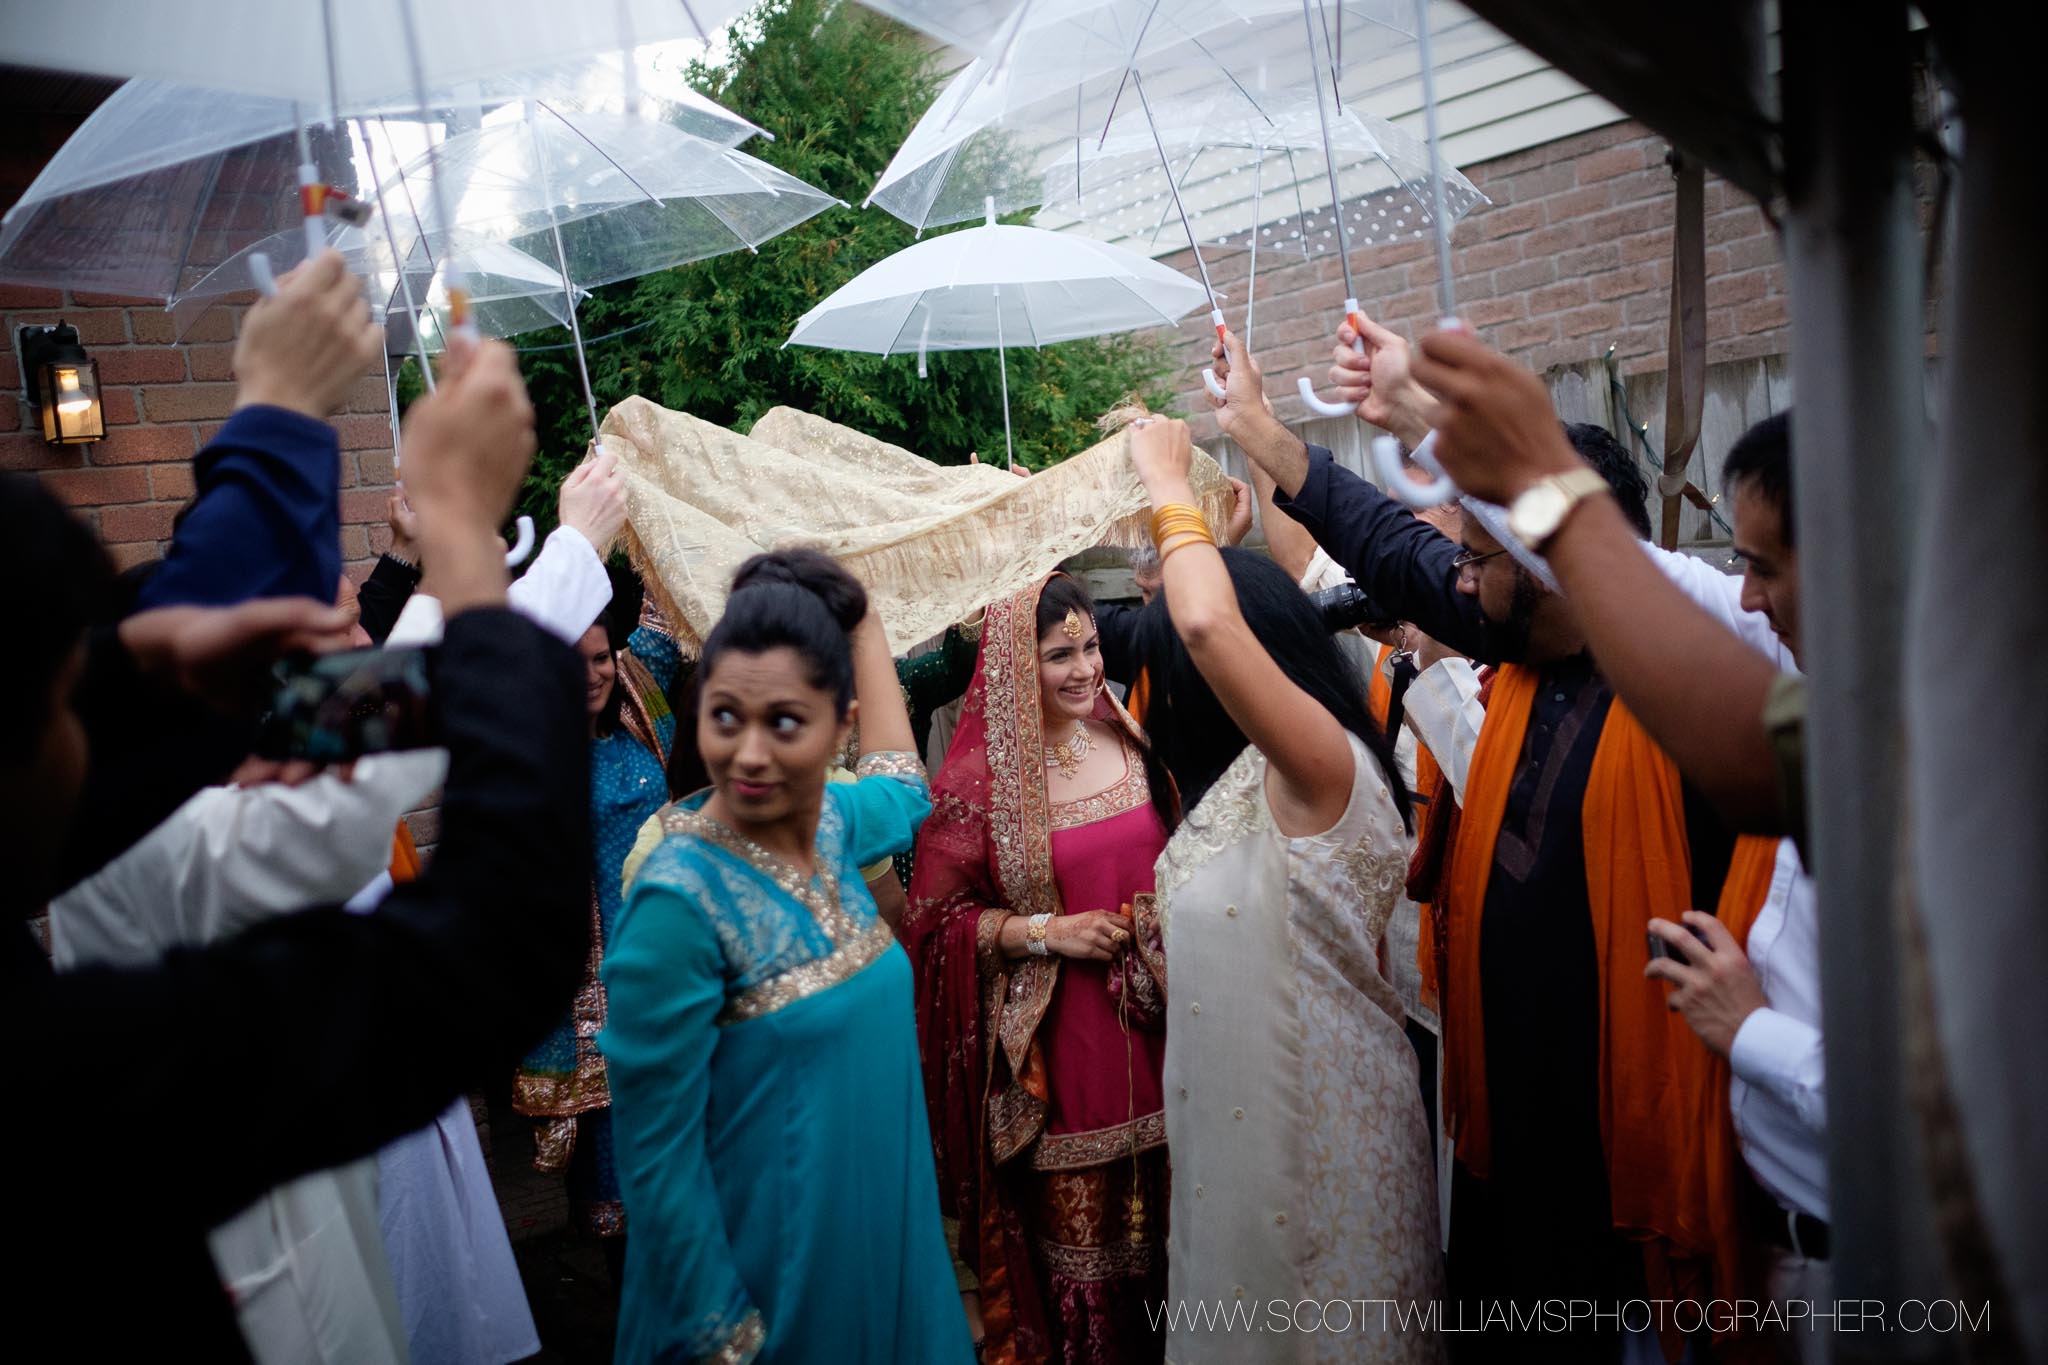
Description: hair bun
729,548,868,633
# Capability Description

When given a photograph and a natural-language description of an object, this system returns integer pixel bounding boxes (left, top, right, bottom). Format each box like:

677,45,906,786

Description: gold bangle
1158,530,1215,562
1150,501,1209,545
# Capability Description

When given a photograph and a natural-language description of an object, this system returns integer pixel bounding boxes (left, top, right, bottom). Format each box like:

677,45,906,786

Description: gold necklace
1042,723,1092,779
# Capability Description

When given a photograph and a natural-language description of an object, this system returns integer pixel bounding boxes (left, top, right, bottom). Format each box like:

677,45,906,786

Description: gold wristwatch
1506,468,1612,553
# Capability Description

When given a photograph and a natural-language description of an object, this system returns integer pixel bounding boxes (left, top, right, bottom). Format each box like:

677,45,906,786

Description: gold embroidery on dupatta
1029,1112,1168,1170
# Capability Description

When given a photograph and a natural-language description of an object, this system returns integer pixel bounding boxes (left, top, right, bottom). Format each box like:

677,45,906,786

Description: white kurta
1156,733,1443,1365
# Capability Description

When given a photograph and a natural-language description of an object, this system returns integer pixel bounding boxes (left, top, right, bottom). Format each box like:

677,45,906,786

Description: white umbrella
786,202,1211,466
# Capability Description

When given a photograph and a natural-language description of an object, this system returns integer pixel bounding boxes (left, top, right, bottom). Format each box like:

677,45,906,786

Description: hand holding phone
256,645,436,763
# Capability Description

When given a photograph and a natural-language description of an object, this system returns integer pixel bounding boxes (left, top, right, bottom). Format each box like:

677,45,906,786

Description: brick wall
1160,119,1792,437
2,286,400,572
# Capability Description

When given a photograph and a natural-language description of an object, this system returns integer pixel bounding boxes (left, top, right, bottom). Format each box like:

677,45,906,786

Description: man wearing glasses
1207,321,1791,1360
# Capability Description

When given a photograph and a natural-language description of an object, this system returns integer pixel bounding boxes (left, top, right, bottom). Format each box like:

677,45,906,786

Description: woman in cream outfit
1125,417,1444,1364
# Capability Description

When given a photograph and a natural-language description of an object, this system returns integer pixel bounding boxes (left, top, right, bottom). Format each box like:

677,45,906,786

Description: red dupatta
900,575,1147,1365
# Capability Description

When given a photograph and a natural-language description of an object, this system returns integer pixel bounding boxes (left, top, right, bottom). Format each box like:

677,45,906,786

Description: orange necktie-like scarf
1440,663,1775,1357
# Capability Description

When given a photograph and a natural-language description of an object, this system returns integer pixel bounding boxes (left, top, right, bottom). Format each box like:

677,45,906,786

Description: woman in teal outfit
601,549,974,1364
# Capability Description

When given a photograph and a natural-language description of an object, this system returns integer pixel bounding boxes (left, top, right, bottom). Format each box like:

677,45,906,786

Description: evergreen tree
513,0,1176,532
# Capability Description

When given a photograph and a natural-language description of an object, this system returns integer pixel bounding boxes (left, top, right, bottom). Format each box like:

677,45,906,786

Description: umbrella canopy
0,0,757,108
786,220,1209,354
787,213,1209,464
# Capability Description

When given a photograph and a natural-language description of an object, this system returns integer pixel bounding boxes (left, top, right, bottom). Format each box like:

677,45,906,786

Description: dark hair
1135,548,1411,833
1722,410,1794,547
699,548,868,716
1562,422,1653,539
1,475,113,762
1035,571,1098,641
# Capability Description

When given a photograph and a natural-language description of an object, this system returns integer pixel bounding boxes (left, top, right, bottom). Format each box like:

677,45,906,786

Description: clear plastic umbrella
0,65,765,301
1035,86,1485,347
785,202,1211,466
0,1,756,109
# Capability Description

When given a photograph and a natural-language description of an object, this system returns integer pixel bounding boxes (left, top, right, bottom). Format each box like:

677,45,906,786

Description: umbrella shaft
1413,0,1459,320
1299,0,1358,303
1131,70,1219,309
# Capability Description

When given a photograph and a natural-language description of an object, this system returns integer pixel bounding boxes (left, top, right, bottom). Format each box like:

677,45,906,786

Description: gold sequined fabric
603,398,1234,655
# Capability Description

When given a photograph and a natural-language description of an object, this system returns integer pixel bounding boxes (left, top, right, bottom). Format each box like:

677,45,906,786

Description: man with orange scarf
1211,324,1765,1362
1404,336,1832,1364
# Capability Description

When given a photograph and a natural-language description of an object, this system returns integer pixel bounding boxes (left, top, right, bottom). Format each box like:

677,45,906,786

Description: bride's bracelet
1025,913,1053,956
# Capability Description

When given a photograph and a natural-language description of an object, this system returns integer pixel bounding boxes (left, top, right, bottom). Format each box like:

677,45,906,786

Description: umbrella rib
165,152,228,301
537,99,663,206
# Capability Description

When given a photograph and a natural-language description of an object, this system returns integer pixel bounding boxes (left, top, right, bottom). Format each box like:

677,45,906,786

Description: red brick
0,431,86,471
1591,263,1664,302
0,392,16,433
1521,221,1593,262
1578,144,1650,183
1492,258,1557,292
174,308,241,344
357,450,396,487
1503,162,1576,202
1707,270,1768,308
1542,185,1613,224
0,285,63,308
1704,210,1756,246
345,376,391,413
1620,228,1674,265
1555,243,1621,276
1496,318,1560,351
0,354,18,389
403,808,441,846
107,542,162,571
1722,234,1781,272
151,464,196,501
367,523,395,556
1734,297,1791,335
1586,202,1664,241
12,309,128,345
340,488,391,524
41,467,152,506
1453,237,1522,274
99,501,182,543
128,309,181,345
1476,202,1544,241
70,291,161,308
1528,280,1592,316
95,348,188,384
1604,167,1676,207
1559,302,1624,338
96,386,140,425
141,383,238,423
187,344,237,382
1458,295,1527,327
339,524,372,562
91,424,198,465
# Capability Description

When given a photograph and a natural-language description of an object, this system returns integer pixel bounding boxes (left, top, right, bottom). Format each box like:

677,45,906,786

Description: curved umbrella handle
504,515,536,567
1202,368,1227,401
1297,297,1370,417
1374,432,1459,507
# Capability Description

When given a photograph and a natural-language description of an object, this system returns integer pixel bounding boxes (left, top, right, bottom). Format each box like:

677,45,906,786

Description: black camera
1307,581,1398,635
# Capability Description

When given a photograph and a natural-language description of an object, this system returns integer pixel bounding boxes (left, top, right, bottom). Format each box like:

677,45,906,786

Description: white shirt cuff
1730,1006,1827,1125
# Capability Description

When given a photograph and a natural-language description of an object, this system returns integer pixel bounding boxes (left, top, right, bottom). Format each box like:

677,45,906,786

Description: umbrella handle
504,515,536,567
1201,307,1228,400
248,252,279,298
298,161,327,263
1373,432,1459,508
1296,299,1370,417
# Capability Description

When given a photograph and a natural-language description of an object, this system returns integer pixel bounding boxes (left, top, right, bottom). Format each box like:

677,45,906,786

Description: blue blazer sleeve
832,765,934,870
1273,443,1508,663
137,406,342,608
600,878,763,1360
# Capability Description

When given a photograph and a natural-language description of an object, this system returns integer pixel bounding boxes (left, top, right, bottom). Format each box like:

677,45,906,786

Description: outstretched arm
1410,330,1785,831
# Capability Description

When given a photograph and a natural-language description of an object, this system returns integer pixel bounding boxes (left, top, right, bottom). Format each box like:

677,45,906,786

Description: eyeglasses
1451,547,1509,574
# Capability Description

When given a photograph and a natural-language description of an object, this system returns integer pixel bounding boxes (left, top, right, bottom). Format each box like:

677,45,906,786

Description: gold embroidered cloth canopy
601,396,1235,653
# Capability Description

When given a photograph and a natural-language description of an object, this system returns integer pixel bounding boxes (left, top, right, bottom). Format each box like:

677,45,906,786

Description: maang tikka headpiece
1062,607,1085,639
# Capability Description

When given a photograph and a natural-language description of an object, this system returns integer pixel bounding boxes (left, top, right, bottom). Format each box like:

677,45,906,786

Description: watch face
1511,483,1568,542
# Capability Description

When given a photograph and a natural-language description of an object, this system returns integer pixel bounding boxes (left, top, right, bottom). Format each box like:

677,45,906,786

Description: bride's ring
1111,929,1130,945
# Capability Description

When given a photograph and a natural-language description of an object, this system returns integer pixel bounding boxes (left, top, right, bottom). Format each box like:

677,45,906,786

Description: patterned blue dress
512,624,679,1234
600,754,973,1364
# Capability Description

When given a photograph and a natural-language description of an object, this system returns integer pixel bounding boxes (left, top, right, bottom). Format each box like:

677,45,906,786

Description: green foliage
513,0,1177,535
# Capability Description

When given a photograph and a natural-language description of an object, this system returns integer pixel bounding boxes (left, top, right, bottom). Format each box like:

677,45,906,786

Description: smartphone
1646,921,1713,962
255,645,435,763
